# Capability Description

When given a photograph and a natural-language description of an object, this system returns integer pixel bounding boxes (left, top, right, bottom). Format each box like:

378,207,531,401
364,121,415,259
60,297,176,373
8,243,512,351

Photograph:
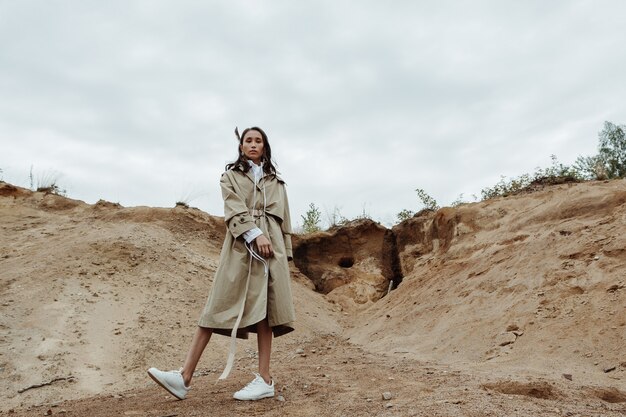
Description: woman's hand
255,235,274,258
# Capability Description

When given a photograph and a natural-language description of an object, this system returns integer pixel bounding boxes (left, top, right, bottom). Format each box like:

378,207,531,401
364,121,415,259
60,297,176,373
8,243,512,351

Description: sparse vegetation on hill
325,205,349,229
479,154,581,200
394,188,439,223
174,186,206,209
300,203,376,232
26,166,67,196
395,120,626,222
480,121,625,200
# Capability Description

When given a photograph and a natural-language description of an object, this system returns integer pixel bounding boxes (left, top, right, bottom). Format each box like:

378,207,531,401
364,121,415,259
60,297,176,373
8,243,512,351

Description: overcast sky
1,1,625,227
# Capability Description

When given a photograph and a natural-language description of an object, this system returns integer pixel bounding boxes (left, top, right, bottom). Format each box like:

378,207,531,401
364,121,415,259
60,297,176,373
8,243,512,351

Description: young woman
148,126,295,401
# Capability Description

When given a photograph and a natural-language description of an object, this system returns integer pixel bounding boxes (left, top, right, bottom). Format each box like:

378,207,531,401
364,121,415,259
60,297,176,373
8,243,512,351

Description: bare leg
181,326,212,386
257,318,273,384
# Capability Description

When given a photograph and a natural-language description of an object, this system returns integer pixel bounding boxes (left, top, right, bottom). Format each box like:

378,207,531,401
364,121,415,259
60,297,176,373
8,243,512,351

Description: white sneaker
233,373,275,401
147,367,189,400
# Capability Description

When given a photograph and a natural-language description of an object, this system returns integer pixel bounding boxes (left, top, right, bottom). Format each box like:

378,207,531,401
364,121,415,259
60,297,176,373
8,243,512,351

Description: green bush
479,121,626,200
396,209,415,222
301,202,322,234
574,121,626,179
415,188,439,211
480,155,582,200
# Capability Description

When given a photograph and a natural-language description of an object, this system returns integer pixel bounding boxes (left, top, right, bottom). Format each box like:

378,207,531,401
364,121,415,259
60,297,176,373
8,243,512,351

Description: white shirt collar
247,160,264,181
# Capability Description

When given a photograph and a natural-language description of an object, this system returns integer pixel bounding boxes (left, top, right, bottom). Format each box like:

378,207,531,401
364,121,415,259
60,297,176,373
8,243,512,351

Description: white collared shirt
248,159,264,182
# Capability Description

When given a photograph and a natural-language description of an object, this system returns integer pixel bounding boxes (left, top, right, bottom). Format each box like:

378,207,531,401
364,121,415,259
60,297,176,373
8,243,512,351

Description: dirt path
6,334,625,417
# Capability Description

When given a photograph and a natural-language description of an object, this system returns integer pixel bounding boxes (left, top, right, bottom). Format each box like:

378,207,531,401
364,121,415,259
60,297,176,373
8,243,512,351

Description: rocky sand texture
1,180,625,416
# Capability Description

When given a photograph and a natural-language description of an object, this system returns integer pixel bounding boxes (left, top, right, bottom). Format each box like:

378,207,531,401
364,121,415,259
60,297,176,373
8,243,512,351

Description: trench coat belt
251,209,265,217
219,208,269,381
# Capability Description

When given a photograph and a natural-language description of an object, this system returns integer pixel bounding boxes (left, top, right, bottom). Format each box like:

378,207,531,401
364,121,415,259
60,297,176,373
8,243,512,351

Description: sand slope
1,180,625,416
348,180,626,384
0,183,339,412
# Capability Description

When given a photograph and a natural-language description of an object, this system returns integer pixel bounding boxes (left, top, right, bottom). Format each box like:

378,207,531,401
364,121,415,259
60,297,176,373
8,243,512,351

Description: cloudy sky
1,1,625,227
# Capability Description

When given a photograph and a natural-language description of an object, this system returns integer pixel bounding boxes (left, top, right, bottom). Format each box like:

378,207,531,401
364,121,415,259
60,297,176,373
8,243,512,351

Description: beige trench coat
198,168,295,339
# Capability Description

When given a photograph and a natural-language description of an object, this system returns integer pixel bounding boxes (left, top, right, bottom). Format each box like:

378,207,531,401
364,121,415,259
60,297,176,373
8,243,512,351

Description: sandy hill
0,180,625,416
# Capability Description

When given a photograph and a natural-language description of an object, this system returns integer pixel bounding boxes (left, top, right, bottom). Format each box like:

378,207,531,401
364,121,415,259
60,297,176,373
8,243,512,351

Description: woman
148,126,295,401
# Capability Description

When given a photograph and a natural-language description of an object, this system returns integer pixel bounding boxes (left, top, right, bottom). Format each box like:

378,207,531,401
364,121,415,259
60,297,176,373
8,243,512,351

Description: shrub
480,155,582,200
301,202,322,234
573,155,606,180
396,209,414,222
415,188,439,211
574,121,626,179
35,169,66,196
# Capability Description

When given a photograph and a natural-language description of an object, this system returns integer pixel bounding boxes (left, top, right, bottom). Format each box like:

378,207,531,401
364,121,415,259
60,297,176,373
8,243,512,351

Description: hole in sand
338,257,354,268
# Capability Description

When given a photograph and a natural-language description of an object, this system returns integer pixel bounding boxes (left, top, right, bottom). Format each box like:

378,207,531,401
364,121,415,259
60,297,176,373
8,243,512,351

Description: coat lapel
245,170,256,185
244,170,268,192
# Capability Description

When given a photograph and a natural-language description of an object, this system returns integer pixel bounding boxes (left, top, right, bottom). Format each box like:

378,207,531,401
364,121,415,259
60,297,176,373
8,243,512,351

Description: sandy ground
1,180,625,416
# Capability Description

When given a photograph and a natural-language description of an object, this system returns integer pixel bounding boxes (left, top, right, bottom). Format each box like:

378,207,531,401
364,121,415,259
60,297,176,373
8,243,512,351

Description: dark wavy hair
225,126,278,177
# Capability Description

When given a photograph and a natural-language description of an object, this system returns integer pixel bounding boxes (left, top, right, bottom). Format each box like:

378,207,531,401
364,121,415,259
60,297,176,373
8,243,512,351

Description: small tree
301,202,321,234
396,209,414,222
574,121,626,179
415,188,439,211
573,154,606,180
599,121,626,178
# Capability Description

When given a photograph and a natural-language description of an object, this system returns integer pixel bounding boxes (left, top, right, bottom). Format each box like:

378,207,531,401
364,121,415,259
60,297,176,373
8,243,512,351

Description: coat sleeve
281,184,294,261
221,171,257,239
